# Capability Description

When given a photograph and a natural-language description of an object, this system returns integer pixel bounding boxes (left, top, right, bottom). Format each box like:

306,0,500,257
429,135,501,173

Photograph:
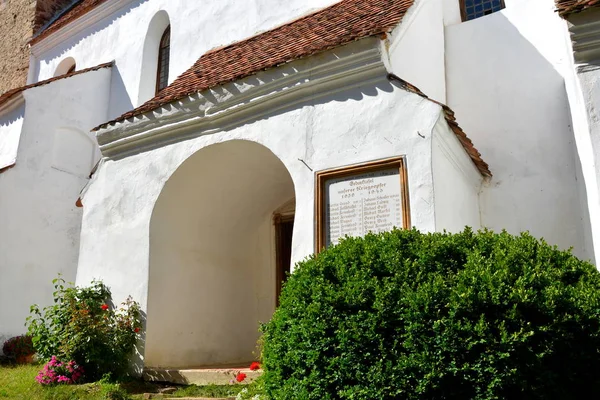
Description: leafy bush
26,277,142,381
236,376,267,400
262,228,600,399
2,335,34,359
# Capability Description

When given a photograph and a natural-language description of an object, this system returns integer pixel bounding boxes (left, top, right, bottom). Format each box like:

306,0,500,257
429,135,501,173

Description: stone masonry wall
0,0,73,94
0,0,36,94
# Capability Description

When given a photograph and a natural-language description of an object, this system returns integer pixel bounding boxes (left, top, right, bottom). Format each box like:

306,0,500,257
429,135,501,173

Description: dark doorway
274,214,294,306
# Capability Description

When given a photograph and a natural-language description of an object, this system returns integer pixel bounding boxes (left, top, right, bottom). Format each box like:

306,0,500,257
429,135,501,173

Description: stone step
143,366,262,386
143,396,235,400
142,393,235,400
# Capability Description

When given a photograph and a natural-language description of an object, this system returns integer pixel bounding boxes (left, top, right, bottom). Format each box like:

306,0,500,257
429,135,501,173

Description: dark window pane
463,0,504,21
156,26,171,93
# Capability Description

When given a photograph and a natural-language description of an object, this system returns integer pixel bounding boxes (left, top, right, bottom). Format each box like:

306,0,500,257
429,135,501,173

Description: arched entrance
146,140,295,368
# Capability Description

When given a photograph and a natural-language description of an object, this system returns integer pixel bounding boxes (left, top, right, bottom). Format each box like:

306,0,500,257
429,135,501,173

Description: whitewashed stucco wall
432,115,481,232
387,0,446,103
565,8,600,268
576,66,600,261
442,0,462,26
0,68,111,346
445,0,594,262
77,74,443,367
0,103,24,172
30,0,342,122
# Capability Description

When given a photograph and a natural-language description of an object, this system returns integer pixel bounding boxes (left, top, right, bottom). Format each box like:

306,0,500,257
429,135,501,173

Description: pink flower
36,358,84,386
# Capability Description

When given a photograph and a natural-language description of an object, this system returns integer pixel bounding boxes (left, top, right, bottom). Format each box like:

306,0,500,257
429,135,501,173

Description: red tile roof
95,0,415,130
34,0,79,33
556,0,600,17
388,74,491,178
0,62,112,109
24,0,490,177
31,0,109,44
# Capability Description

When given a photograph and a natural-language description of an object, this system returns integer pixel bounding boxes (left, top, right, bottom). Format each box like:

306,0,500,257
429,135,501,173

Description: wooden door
275,214,294,306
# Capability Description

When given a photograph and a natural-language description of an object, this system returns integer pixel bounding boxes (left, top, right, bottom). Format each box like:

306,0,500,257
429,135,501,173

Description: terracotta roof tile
556,0,600,17
0,62,112,110
95,0,415,130
34,0,79,33
31,0,109,44
388,74,492,178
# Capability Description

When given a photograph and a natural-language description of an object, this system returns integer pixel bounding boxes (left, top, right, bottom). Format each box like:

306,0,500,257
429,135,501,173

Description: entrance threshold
143,365,262,385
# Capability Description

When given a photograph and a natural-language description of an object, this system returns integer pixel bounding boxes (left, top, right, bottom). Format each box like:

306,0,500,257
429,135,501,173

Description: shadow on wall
446,11,594,262
36,0,145,117
108,62,134,120
38,0,148,65
145,140,295,369
116,67,399,160
0,103,24,127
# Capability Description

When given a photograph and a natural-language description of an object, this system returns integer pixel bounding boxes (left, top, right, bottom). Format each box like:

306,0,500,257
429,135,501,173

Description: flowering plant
2,335,34,359
35,356,84,385
27,277,142,381
249,362,260,371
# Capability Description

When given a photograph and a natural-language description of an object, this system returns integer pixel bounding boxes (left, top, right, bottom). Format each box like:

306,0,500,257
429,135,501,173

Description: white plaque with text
324,167,403,247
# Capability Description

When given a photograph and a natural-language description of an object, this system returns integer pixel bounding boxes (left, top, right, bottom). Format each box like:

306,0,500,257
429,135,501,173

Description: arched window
54,57,76,77
156,26,170,94
138,11,170,105
460,0,505,21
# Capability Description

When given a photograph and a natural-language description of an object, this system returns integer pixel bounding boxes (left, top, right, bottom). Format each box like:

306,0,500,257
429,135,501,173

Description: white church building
1,0,600,375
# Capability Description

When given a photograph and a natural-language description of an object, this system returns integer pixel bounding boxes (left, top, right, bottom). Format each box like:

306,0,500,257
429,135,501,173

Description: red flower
134,327,140,333
235,372,247,382
101,304,109,311
249,362,260,371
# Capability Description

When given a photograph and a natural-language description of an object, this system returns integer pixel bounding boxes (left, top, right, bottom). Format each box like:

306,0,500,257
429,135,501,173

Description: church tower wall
0,0,36,94
0,0,73,94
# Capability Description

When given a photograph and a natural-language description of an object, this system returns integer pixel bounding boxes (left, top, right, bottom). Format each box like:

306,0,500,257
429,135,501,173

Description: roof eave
96,37,386,157
0,92,25,117
0,62,113,112
556,0,600,18
30,0,130,55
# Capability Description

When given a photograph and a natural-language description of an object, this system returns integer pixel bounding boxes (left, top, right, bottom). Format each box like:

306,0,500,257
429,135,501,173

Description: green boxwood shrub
262,229,600,399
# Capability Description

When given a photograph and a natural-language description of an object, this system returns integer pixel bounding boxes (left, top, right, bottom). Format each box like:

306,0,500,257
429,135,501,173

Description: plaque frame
315,156,411,252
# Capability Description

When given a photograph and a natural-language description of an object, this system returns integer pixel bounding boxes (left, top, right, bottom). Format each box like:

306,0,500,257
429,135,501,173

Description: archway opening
146,140,296,369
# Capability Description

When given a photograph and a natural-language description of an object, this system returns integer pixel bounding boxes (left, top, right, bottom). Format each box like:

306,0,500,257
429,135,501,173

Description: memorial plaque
315,157,410,251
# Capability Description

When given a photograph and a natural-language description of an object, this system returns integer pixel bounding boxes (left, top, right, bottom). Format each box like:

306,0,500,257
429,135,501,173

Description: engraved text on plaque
324,167,403,247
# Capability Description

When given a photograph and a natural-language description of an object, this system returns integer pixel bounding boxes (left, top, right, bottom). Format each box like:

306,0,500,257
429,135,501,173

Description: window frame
156,25,171,95
314,156,411,253
460,0,505,22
